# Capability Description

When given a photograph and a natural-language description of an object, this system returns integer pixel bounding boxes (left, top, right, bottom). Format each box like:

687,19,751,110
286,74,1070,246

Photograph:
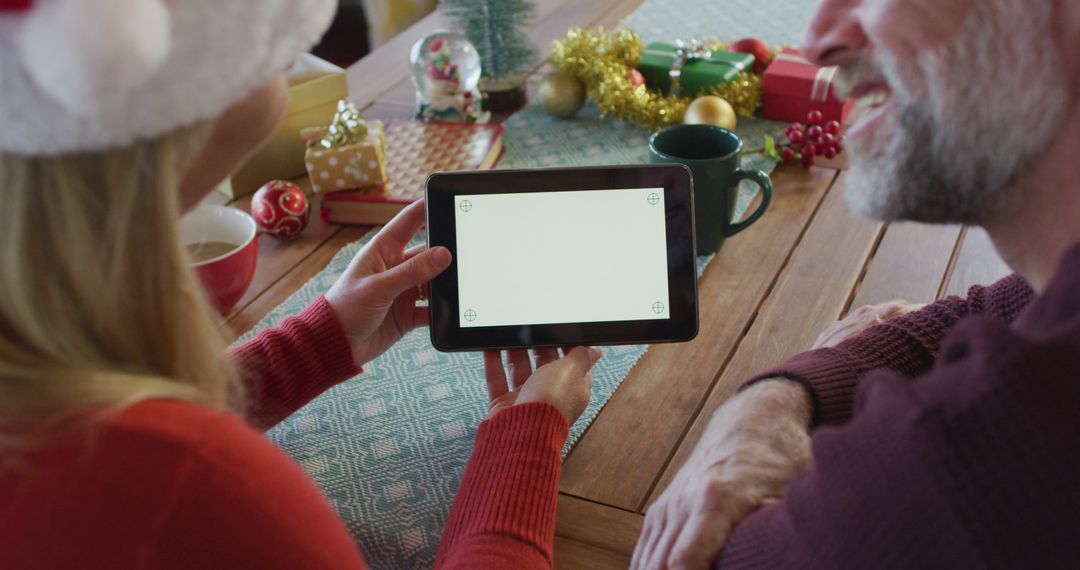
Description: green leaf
764,135,779,161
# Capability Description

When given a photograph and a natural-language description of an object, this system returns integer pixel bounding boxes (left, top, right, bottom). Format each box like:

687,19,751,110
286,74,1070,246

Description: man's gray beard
843,0,1069,225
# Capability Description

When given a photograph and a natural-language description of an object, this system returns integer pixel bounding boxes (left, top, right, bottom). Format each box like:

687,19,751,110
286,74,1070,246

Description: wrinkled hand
324,200,452,367
632,381,812,570
484,347,602,425
812,301,926,349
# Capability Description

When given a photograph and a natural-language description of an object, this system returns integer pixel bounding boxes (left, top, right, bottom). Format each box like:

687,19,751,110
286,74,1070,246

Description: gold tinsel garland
551,27,763,131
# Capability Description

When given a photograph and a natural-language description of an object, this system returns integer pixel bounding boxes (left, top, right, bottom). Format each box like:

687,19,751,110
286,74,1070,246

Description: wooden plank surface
647,173,883,508
597,0,658,26
848,223,962,311
560,166,838,511
556,496,643,556
554,537,630,570
942,227,1011,298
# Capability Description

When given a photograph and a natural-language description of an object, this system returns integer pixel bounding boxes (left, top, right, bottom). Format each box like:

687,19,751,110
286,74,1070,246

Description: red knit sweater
0,297,568,569
720,245,1080,568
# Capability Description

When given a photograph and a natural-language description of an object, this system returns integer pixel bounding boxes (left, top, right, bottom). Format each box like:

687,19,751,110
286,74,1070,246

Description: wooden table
223,1,1012,567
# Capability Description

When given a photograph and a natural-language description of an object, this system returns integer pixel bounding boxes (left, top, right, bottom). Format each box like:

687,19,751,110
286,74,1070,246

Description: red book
763,48,854,126
320,120,504,225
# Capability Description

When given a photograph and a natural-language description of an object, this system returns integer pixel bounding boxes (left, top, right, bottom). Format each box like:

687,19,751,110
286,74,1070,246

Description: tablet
426,164,698,352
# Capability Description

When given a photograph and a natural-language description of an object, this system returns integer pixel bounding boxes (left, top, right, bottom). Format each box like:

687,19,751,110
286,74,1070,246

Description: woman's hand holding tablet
426,165,699,351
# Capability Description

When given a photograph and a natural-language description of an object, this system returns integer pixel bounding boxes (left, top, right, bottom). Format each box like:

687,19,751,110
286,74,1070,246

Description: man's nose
801,0,868,67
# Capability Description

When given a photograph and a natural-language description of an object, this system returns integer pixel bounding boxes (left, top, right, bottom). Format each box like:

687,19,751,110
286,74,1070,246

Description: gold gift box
219,54,348,199
305,121,389,193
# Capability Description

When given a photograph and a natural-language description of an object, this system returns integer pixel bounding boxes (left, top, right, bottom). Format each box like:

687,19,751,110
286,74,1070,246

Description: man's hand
813,301,926,349
324,200,452,368
484,347,602,425
632,381,812,570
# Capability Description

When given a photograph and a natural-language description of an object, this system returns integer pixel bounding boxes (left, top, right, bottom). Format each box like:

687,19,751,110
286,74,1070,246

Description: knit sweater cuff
716,501,788,568
744,348,857,427
436,402,569,567
231,295,361,430
274,295,361,383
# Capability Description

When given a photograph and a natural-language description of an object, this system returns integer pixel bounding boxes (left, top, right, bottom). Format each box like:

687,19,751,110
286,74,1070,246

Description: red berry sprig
766,111,845,169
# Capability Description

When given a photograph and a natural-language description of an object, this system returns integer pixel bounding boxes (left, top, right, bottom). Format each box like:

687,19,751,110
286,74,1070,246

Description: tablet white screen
454,188,671,328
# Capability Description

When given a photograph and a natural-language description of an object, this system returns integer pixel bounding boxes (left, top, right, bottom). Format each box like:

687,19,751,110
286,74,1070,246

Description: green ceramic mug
649,124,773,254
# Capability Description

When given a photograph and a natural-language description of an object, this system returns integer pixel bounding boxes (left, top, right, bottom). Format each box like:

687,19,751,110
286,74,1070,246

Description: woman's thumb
376,247,451,297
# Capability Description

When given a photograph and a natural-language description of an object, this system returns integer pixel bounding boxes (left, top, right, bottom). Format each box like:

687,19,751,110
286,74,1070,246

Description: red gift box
763,49,853,126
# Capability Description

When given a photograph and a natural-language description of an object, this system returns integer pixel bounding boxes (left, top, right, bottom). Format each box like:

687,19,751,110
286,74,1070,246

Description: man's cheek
861,0,973,55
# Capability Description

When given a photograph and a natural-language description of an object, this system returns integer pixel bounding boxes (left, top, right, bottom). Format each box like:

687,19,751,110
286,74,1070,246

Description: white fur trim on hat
0,0,337,156
19,0,171,118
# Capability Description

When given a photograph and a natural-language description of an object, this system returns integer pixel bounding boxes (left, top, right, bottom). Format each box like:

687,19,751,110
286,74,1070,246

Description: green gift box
638,42,754,97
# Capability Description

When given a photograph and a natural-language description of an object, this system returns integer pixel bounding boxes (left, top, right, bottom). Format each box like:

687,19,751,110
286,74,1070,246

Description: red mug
180,205,259,315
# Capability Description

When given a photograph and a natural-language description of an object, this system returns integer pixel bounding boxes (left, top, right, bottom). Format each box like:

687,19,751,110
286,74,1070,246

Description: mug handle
723,170,773,237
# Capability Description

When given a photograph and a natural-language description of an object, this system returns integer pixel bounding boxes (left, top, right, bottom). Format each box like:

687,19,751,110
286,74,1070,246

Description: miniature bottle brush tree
440,0,538,112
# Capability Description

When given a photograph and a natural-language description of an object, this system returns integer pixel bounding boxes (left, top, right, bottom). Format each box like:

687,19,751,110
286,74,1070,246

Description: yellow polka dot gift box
301,101,390,193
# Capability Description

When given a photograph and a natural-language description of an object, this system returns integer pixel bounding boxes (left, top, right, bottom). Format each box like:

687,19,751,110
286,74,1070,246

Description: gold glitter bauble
538,71,587,119
685,96,737,131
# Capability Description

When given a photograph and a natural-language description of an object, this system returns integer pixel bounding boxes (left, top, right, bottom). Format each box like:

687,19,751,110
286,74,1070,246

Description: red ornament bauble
628,68,646,88
251,180,310,240
729,38,773,74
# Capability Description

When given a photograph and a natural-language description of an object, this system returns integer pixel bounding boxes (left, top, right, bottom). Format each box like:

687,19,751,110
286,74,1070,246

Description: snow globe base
481,78,528,114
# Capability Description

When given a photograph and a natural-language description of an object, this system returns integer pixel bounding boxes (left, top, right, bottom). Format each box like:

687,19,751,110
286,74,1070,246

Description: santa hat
0,0,336,156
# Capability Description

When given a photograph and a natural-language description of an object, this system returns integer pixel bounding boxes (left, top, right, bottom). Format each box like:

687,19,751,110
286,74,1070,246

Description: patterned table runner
247,1,816,567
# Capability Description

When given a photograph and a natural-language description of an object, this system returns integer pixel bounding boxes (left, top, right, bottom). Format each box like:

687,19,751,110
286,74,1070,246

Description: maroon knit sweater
718,244,1080,568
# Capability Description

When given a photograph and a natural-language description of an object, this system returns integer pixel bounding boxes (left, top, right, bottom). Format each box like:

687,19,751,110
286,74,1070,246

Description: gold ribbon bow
315,100,368,149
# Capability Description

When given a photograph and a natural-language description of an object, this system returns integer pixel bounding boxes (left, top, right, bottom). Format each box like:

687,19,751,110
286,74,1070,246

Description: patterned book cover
321,120,504,225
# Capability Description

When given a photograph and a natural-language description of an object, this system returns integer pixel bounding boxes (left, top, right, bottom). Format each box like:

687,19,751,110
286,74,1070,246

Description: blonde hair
0,124,244,452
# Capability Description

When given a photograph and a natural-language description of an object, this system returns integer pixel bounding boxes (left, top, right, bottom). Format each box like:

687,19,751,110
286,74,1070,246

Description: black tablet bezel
426,164,698,352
